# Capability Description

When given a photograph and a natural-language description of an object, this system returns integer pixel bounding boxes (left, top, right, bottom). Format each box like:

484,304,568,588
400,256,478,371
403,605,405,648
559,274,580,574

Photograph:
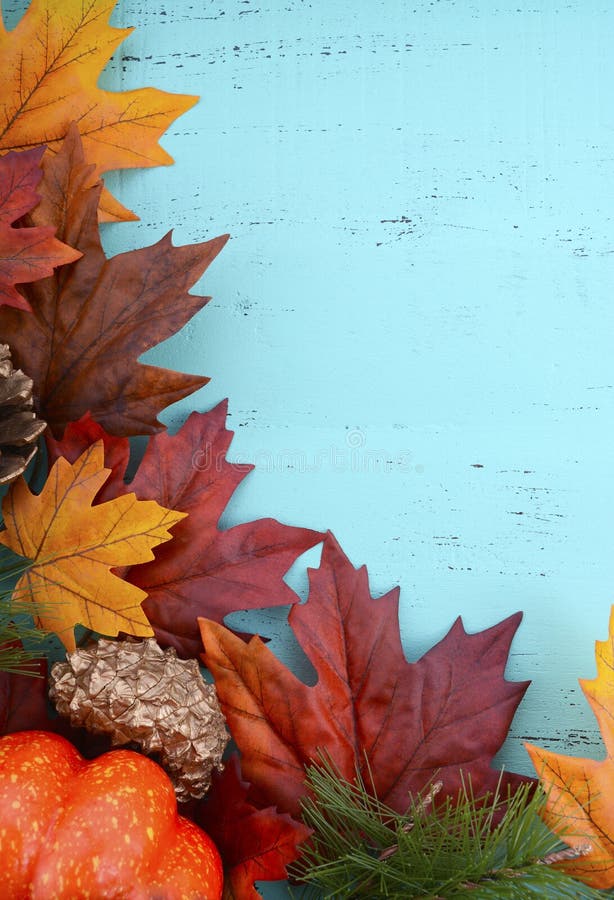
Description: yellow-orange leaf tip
526,605,614,889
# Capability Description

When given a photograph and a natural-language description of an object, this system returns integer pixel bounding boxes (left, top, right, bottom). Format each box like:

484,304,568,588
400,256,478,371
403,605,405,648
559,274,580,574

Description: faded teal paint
6,1,614,895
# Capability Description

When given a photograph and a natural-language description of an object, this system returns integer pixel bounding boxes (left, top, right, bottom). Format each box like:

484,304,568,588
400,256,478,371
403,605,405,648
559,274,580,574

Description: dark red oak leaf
0,654,51,735
48,403,324,657
0,146,81,311
199,532,530,819
195,755,310,899
0,127,228,436
0,648,123,763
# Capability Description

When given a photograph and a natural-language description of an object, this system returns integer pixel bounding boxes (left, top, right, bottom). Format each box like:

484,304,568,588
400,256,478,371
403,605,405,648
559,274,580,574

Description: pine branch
291,757,607,899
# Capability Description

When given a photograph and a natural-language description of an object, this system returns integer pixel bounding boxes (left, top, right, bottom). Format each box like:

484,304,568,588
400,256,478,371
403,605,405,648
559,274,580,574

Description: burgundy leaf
197,755,310,899
199,532,530,818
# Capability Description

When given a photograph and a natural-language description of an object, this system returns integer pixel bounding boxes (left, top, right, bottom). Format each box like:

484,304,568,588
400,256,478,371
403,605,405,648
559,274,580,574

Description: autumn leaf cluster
0,128,323,892
0,111,532,883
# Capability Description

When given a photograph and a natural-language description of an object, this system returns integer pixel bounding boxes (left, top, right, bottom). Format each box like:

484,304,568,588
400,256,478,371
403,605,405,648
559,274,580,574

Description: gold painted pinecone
50,637,230,801
0,344,46,484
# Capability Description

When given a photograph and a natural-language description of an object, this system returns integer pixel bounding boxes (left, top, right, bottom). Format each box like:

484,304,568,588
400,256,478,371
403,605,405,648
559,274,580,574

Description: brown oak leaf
199,532,530,819
0,128,228,437
46,402,324,657
0,0,198,222
196,755,310,899
0,146,80,310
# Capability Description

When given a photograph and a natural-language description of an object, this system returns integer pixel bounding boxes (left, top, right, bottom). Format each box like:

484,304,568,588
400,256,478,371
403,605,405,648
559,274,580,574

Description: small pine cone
50,637,230,801
0,344,46,485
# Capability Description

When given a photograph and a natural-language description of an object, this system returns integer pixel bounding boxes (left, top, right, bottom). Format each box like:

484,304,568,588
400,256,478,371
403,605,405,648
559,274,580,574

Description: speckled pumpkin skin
0,730,223,899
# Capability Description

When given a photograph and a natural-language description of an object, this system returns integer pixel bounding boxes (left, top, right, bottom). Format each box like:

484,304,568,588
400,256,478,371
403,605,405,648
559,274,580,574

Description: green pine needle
0,541,44,676
291,757,607,899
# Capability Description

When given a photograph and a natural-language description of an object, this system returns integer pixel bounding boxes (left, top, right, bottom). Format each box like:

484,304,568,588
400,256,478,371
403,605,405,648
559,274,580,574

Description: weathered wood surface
5,1,614,894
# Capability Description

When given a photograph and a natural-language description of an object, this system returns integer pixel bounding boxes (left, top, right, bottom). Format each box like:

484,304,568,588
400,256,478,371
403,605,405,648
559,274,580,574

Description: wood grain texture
4,1,614,894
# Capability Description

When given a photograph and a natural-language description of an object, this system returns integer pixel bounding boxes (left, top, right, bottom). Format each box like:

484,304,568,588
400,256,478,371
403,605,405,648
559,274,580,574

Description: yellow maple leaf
0,0,197,222
526,606,614,888
0,442,186,650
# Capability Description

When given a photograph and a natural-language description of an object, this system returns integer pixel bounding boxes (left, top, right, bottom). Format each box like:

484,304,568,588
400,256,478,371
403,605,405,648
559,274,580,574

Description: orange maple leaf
0,0,197,222
0,442,186,651
526,606,614,888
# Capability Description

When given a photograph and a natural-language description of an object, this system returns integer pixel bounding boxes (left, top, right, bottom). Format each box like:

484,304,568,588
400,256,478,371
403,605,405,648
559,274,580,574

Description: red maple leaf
47,403,324,657
0,147,80,311
199,532,530,819
196,755,310,899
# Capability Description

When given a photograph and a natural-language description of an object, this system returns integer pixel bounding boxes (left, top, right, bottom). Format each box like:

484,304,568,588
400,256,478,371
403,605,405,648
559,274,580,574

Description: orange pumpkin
0,730,223,899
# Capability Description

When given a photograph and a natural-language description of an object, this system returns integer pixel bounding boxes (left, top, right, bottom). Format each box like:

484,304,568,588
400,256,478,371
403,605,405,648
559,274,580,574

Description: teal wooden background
6,0,614,895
